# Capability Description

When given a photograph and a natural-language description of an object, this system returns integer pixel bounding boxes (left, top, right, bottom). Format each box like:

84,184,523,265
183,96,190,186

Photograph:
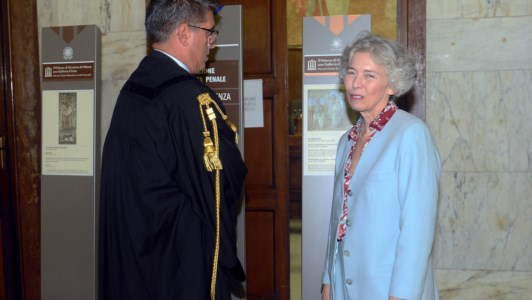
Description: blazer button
346,279,352,285
346,219,351,227
347,190,352,196
343,250,350,256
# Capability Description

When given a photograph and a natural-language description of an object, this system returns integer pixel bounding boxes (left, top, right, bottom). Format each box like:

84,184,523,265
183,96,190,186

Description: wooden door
0,0,41,299
0,4,14,296
220,1,290,299
0,2,20,299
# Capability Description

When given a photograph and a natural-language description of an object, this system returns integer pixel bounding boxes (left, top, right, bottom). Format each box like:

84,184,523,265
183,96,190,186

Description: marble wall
36,0,532,299
426,0,532,299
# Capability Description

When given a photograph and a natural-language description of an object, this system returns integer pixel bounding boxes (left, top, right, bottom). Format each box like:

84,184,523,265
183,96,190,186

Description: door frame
1,2,23,297
397,0,426,119
0,0,41,299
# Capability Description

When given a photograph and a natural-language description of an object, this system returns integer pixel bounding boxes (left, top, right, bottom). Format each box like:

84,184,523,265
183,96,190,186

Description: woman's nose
351,76,361,88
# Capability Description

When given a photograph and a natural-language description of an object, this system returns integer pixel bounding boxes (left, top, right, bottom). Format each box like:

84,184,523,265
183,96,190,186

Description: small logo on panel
330,38,343,52
63,46,74,60
307,59,317,71
44,67,53,78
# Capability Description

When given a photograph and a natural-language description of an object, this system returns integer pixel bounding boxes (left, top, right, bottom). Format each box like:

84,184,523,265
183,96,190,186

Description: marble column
426,0,532,299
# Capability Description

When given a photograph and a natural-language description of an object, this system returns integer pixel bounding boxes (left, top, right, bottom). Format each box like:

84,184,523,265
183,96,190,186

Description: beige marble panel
37,0,103,28
426,16,532,73
103,0,146,33
427,70,532,172
435,270,532,299
433,171,532,271
101,31,147,81
427,0,532,19
500,70,532,172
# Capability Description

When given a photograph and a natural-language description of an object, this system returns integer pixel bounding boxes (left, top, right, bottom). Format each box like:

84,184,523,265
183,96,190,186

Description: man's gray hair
145,0,219,44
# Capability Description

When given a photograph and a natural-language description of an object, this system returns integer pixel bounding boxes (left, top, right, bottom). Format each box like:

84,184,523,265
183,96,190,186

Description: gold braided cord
197,93,223,300
211,168,221,300
199,93,239,144
209,113,221,300
198,94,223,172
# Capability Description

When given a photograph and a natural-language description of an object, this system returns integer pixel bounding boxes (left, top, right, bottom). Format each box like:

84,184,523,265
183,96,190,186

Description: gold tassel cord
210,169,221,300
197,93,225,300
199,93,239,144
198,95,223,172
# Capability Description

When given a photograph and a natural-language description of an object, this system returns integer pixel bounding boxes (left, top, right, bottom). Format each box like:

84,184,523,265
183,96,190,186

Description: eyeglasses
188,24,219,45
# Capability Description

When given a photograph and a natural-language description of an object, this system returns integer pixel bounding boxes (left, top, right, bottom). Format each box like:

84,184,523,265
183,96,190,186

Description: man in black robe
98,1,247,299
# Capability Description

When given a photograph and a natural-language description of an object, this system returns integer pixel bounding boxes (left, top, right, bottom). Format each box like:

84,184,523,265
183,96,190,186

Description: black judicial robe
99,51,247,300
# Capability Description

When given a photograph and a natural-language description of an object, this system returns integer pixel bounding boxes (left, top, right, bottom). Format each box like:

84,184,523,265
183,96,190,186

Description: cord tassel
199,94,223,172
197,92,225,300
203,133,222,172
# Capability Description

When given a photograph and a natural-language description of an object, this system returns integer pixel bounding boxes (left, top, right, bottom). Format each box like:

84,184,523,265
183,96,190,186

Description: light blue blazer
322,110,441,300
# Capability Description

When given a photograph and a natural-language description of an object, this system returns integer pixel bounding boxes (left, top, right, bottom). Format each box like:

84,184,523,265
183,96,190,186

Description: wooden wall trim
271,0,290,298
397,0,426,120
5,0,42,299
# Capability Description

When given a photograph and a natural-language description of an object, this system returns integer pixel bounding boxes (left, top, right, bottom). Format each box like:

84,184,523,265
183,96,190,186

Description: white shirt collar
153,49,190,73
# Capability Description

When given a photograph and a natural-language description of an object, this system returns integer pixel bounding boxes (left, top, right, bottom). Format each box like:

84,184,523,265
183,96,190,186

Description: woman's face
343,51,394,121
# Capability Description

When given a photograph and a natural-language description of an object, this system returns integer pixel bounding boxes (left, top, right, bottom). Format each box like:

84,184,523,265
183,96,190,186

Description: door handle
0,137,6,169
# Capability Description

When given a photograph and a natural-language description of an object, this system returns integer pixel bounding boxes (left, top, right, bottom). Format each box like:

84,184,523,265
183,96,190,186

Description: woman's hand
321,284,330,300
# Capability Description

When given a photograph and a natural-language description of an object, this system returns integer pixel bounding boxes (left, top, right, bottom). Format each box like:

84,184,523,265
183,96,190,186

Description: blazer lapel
348,127,389,194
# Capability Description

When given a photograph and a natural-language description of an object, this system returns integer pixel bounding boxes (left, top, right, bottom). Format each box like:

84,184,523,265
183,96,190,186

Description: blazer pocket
364,171,396,182
361,171,397,201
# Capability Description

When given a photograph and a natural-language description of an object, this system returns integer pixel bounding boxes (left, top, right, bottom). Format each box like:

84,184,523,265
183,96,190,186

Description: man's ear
176,23,189,46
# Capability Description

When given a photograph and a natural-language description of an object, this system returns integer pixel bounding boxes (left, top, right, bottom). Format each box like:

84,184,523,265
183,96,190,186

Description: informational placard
243,79,264,128
304,83,350,175
40,25,101,300
42,62,95,80
42,89,94,176
301,15,370,300
199,59,240,121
